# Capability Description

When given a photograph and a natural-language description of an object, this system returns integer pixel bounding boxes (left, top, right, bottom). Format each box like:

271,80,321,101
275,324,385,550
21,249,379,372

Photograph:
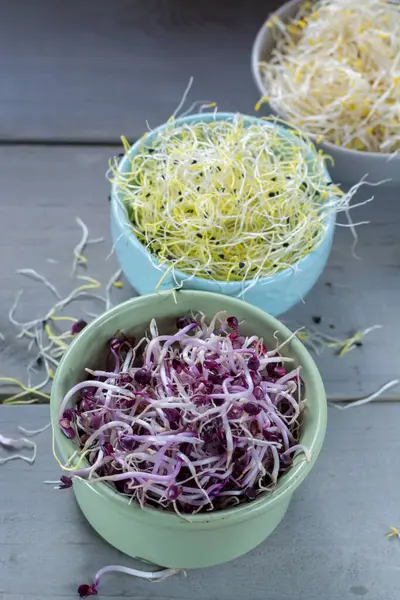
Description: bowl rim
51,290,327,526
111,111,336,290
251,0,397,161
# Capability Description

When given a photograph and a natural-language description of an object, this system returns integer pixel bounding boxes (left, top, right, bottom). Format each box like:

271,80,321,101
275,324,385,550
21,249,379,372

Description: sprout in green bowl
56,311,308,515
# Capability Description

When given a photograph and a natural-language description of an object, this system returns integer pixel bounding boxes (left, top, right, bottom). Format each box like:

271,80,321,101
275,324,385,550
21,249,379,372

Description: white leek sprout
260,0,400,153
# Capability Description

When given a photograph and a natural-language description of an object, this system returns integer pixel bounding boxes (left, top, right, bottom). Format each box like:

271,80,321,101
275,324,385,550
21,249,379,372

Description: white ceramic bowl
251,0,400,185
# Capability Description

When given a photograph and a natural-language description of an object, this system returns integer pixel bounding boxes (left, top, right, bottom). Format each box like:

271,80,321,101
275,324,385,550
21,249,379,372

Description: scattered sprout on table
387,526,400,539
77,564,182,598
71,217,105,276
18,422,51,436
105,268,123,310
1,218,123,405
0,422,53,467
294,323,382,357
331,379,399,410
0,432,36,465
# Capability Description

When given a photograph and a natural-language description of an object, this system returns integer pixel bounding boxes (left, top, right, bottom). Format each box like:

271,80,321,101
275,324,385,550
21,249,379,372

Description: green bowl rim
50,290,327,525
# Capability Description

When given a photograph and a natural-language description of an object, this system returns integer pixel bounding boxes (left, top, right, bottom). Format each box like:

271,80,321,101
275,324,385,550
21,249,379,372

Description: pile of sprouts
259,0,400,153
57,312,308,515
110,114,359,286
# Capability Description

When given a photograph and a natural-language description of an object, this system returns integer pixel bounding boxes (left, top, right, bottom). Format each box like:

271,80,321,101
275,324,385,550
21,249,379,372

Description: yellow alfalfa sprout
387,526,400,539
110,114,361,286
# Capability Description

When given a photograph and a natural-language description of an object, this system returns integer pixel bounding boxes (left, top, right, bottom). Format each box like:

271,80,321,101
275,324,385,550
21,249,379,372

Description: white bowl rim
251,0,399,162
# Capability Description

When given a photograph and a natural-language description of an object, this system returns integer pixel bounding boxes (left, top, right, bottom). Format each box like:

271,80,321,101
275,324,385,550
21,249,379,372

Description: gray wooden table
1,2,400,599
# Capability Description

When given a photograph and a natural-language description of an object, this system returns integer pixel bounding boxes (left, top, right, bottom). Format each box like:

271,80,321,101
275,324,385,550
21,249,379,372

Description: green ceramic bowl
50,291,327,569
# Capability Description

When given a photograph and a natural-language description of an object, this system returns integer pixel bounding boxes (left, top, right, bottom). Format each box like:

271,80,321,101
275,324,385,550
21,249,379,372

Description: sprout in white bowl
257,0,400,155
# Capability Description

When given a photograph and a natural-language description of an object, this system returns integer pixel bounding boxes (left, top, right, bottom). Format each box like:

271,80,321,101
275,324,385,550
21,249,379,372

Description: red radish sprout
77,565,181,597
57,312,308,514
71,320,88,336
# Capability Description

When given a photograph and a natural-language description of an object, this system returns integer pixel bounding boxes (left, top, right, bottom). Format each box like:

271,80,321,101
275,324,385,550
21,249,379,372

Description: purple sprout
71,320,87,336
243,402,262,416
57,312,307,515
171,358,183,373
253,386,264,400
227,316,238,330
274,366,287,378
59,413,76,440
58,476,73,490
166,484,182,501
118,373,132,385
134,369,152,386
78,584,97,597
102,443,114,457
245,487,257,501
203,359,220,372
109,338,120,351
247,356,260,371
77,565,180,598
250,370,262,386
176,316,197,329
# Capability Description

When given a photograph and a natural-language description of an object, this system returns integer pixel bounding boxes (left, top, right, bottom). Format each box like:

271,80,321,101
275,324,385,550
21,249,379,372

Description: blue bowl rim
111,111,336,288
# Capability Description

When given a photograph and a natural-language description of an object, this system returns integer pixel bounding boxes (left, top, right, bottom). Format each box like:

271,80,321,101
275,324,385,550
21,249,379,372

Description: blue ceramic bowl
111,113,335,317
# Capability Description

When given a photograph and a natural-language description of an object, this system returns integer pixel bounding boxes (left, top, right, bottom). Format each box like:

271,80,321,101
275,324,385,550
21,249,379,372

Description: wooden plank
1,404,399,600
0,146,399,400
0,0,281,142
